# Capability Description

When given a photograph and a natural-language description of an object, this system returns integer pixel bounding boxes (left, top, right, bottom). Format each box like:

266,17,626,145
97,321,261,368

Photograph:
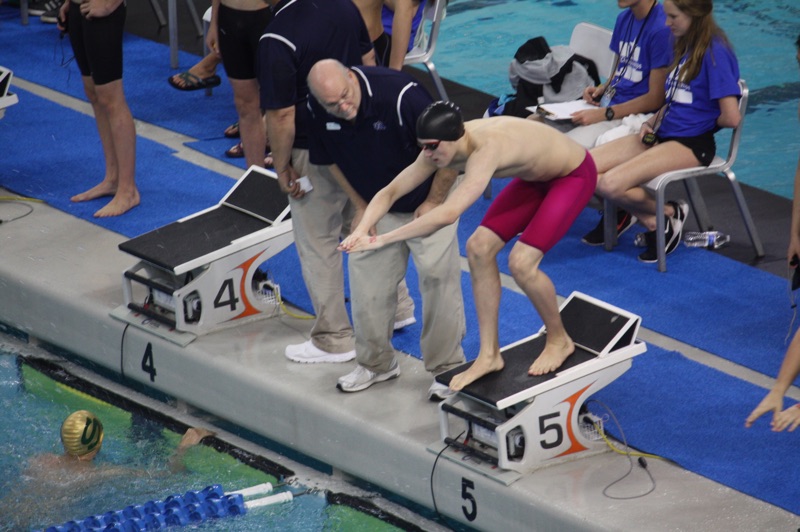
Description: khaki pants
349,212,466,375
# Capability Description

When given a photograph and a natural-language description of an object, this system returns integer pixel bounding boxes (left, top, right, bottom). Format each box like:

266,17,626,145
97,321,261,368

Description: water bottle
683,231,730,249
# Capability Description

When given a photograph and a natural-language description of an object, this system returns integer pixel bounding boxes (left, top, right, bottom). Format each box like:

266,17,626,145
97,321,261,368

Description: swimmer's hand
745,389,783,428
338,233,383,253
772,404,800,432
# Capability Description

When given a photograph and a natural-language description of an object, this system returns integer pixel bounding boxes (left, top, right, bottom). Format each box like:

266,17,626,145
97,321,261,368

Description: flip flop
225,142,244,158
225,143,274,160
224,122,240,139
225,142,244,159
168,72,221,91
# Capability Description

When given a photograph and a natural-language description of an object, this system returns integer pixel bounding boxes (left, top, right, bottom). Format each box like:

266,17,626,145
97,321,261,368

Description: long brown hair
667,0,732,83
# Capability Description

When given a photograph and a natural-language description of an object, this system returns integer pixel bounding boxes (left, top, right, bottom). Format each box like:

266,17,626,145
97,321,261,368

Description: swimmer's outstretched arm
341,151,495,252
339,154,438,250
746,328,800,430
168,428,216,473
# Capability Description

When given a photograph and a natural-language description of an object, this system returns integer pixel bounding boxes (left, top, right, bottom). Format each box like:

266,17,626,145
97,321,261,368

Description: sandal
167,72,221,91
225,142,244,158
224,122,240,139
225,143,273,160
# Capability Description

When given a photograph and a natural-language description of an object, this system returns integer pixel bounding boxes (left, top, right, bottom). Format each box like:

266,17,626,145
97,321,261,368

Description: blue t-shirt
381,2,426,52
658,38,740,138
307,66,435,213
608,3,672,106
257,0,373,149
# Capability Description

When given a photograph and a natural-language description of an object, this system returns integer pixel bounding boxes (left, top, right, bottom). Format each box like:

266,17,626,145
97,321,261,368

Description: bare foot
178,427,216,450
449,354,504,391
528,337,575,376
93,189,140,218
71,180,117,203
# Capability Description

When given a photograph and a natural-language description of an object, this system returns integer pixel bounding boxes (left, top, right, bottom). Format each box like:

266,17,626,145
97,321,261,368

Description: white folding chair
483,22,614,200
568,22,616,82
404,0,448,101
603,79,765,272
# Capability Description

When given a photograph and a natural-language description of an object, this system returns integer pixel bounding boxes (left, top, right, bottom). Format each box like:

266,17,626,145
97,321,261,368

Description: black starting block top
0,67,12,98
118,167,290,272
436,292,642,408
435,335,596,408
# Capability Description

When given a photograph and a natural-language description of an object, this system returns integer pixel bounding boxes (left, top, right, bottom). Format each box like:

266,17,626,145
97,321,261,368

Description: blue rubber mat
0,86,233,238
596,346,800,516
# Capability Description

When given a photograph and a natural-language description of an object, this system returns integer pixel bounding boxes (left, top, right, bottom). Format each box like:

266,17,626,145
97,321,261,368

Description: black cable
120,322,130,378
586,399,657,500
0,200,34,224
786,265,797,344
429,430,464,519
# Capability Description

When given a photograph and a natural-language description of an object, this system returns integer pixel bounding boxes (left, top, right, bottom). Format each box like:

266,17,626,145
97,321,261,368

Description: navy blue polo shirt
258,0,373,149
307,66,434,213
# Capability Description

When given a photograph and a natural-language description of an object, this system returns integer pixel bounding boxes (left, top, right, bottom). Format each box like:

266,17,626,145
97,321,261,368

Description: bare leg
593,136,699,229
508,241,574,375
449,227,506,391
71,77,140,217
229,77,267,169
169,53,221,88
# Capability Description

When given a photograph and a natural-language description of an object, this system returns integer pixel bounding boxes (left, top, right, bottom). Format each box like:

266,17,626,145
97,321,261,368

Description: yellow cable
0,195,44,203
279,300,315,320
594,422,665,461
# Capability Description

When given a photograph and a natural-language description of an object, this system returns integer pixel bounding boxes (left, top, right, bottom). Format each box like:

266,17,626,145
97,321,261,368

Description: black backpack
502,36,601,118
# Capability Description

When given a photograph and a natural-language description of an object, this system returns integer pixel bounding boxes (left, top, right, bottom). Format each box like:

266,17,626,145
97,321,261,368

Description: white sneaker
337,360,400,393
428,380,455,401
393,316,417,330
284,340,355,364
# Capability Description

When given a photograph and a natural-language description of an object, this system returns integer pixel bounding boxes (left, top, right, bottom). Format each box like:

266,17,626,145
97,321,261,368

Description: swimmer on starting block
339,101,597,390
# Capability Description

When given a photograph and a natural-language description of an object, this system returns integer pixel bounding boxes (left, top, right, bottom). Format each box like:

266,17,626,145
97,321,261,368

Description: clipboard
527,100,596,121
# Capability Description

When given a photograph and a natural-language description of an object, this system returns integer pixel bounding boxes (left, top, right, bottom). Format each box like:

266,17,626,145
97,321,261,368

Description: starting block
431,292,646,485
115,166,294,341
0,67,19,119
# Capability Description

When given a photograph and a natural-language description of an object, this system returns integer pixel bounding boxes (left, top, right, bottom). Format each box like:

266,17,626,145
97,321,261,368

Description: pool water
434,0,800,198
0,349,403,532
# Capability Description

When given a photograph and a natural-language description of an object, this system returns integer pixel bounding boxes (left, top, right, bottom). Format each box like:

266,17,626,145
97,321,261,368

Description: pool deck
2,3,799,530
1,184,798,531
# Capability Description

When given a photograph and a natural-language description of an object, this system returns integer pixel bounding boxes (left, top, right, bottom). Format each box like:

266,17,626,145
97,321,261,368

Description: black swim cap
416,101,465,141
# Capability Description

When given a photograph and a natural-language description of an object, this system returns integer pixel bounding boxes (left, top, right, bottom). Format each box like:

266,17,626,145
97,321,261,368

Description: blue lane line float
40,482,295,531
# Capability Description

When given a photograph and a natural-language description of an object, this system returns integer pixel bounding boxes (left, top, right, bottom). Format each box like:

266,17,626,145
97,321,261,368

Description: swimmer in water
339,101,597,390
1,410,215,529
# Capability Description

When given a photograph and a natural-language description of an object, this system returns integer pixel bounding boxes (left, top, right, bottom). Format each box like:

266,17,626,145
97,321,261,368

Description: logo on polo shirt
326,122,341,131
373,121,386,131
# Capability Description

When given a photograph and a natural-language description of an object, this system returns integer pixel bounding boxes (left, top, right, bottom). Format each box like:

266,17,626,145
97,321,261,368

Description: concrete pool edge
0,192,797,531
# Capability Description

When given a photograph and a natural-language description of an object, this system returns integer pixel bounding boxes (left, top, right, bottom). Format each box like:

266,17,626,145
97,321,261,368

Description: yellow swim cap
61,410,104,457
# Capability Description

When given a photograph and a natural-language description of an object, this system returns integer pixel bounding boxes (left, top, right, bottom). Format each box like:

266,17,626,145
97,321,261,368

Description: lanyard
651,55,687,134
609,0,658,91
